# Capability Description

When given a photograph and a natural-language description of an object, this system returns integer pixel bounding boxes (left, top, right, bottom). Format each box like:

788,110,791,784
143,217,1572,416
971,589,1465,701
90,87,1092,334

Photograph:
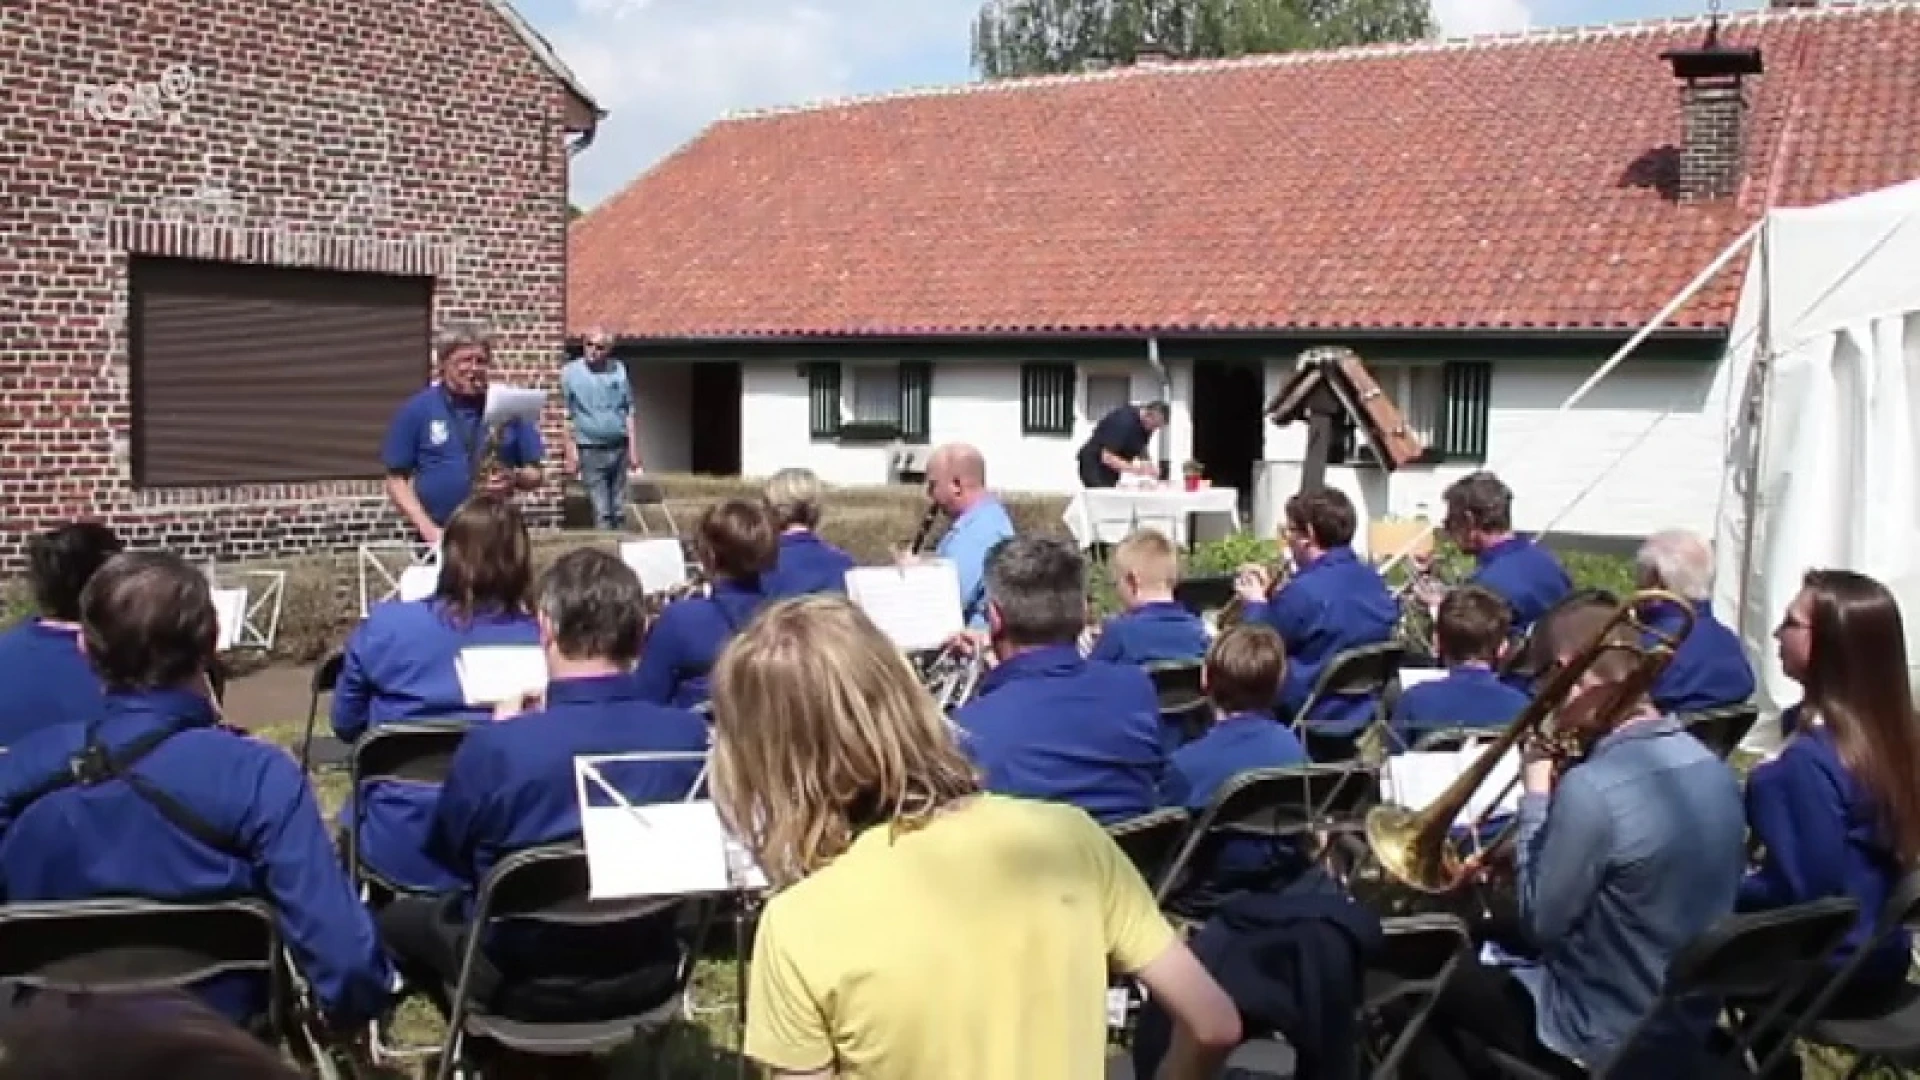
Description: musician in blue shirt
953,536,1165,824
332,498,540,893
761,468,856,598
0,552,393,1030
0,523,121,747
633,499,776,708
912,443,1016,629
1233,487,1396,737
1437,471,1571,634
381,323,543,545
1633,531,1755,715
1389,585,1530,752
1088,528,1210,667
381,549,707,1021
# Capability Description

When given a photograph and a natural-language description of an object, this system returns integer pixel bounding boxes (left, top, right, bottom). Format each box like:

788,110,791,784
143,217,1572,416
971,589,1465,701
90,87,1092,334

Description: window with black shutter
1020,363,1075,436
128,257,432,487
898,361,931,444
1438,361,1492,462
806,363,842,439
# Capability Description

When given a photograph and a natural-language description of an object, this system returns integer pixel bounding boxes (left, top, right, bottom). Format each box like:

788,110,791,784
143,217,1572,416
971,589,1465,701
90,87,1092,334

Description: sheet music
1383,742,1522,826
619,539,689,595
1397,667,1447,690
574,753,766,900
483,384,546,428
454,646,547,706
397,563,440,602
845,562,965,652
211,588,246,652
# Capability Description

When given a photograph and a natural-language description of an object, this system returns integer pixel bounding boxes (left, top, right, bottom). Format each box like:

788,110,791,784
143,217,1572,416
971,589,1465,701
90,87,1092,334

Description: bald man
912,444,1016,628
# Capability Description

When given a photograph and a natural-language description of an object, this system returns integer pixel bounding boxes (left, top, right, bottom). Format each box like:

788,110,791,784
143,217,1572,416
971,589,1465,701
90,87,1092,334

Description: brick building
0,0,600,569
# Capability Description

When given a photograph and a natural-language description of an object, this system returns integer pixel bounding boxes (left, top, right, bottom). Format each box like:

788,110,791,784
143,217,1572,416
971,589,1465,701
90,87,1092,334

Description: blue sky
525,0,1762,209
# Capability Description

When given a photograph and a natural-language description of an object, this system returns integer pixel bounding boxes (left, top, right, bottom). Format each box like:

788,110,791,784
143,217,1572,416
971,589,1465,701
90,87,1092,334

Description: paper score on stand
483,384,546,428
574,752,766,900
455,646,547,707
397,563,440,603
211,588,247,653
1382,741,1521,827
845,562,964,653
619,539,689,595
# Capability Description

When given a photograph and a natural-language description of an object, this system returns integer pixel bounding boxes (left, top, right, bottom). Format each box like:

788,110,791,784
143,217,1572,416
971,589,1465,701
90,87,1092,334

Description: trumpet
1364,589,1695,895
1214,557,1295,633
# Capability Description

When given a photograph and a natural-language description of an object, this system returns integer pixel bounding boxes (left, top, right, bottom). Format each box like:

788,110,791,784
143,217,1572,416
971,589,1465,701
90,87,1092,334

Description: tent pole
1736,221,1775,625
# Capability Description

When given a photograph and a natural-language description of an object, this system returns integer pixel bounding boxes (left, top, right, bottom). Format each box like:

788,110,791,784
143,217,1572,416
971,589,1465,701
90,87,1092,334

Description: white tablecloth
1063,488,1241,549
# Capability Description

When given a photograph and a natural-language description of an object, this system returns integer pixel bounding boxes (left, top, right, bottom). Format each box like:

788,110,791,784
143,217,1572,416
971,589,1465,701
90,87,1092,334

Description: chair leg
298,697,320,772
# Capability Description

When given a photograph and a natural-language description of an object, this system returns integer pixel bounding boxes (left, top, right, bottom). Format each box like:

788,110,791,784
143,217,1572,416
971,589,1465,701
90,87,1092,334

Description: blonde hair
1111,528,1179,591
763,468,825,530
708,596,978,888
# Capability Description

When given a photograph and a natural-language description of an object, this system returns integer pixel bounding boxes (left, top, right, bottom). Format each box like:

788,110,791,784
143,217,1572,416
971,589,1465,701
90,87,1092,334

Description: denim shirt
1508,715,1745,1068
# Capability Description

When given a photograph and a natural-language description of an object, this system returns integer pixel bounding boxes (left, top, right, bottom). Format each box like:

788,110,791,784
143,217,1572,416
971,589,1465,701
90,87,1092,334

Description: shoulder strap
6,722,242,860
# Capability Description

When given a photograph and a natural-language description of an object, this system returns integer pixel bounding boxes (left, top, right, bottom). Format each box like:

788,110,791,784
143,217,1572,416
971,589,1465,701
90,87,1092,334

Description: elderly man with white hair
1635,529,1756,715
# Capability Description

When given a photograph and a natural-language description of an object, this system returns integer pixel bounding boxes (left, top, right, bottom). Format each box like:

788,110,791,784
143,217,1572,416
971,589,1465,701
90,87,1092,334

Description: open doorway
1190,359,1265,511
689,363,742,475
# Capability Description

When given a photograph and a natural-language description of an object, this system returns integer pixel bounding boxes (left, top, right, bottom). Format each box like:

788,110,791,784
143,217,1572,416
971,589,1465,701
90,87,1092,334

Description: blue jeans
578,444,629,531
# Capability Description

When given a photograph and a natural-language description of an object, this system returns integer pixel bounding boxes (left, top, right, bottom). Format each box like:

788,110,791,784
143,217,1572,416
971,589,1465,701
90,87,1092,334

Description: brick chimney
1663,25,1765,202
1769,1,1818,8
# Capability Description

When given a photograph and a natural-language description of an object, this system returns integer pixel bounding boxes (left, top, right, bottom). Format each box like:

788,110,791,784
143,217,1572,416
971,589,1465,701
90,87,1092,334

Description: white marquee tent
1711,178,1920,747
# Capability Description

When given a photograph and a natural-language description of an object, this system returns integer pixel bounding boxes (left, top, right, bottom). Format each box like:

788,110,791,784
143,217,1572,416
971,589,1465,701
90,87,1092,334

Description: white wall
630,363,693,473
1255,354,1730,549
741,358,1186,491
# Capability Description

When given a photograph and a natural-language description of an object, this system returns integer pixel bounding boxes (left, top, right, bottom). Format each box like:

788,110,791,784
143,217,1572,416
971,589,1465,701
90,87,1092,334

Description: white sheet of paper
845,562,965,652
211,588,246,652
483,384,546,428
574,755,766,899
397,563,440,602
1397,667,1447,690
1383,741,1521,826
620,539,689,595
455,646,547,706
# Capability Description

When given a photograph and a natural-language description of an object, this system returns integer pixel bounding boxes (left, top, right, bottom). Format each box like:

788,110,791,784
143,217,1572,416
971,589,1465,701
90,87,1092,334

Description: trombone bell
1363,804,1464,897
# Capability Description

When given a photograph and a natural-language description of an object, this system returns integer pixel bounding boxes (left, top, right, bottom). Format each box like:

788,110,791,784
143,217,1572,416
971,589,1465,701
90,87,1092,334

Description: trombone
1364,589,1696,895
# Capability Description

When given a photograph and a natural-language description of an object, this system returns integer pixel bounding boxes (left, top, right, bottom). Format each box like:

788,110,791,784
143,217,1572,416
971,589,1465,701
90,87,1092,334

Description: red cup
1184,475,1202,492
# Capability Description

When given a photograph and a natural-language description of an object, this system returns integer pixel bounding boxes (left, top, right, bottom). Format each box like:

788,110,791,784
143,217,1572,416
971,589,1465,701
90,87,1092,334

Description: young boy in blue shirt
1087,528,1210,667
1389,584,1530,752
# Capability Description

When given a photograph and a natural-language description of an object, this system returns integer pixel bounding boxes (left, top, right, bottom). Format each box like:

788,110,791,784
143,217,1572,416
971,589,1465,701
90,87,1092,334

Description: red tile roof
568,3,1920,339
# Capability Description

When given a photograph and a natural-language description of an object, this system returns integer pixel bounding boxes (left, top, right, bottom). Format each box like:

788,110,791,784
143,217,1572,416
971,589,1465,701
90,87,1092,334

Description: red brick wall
0,0,579,571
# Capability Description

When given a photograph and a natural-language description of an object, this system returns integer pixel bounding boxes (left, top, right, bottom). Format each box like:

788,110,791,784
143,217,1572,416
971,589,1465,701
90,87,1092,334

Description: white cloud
547,0,977,207
1433,0,1535,36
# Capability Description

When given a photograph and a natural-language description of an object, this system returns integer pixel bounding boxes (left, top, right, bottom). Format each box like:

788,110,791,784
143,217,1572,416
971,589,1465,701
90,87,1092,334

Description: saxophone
472,422,507,493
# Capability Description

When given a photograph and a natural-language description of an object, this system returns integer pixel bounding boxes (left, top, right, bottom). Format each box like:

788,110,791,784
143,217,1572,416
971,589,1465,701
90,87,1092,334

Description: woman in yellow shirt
709,595,1240,1080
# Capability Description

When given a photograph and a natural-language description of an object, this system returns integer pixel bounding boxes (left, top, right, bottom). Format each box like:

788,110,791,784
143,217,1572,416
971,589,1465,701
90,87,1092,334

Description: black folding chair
1681,704,1760,759
627,477,680,537
1146,660,1209,747
1296,643,1406,762
345,723,468,897
1359,914,1474,1079
1759,870,1920,1078
436,844,691,1080
297,651,350,774
1485,897,1859,1080
1158,763,1381,909
1105,807,1192,892
1173,573,1237,617
0,898,291,1044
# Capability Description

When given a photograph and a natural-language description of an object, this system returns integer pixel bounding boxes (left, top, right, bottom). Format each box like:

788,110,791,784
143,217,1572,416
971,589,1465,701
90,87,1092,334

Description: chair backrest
1756,870,1920,1076
1105,808,1191,888
477,843,682,928
1173,573,1237,617
0,898,279,994
351,722,468,787
310,651,346,697
1680,704,1759,758
1158,764,1380,901
1147,661,1209,744
1313,642,1405,699
1362,915,1472,1078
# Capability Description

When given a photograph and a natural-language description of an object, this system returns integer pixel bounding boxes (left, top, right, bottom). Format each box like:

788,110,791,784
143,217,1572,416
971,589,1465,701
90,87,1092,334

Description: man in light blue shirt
914,443,1015,628
560,328,639,532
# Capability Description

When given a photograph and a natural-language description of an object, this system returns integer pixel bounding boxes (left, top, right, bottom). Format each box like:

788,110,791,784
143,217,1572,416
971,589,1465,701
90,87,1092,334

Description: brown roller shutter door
129,256,432,487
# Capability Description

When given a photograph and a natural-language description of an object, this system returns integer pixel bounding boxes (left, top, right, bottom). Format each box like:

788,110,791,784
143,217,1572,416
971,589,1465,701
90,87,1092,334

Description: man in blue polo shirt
382,322,544,544
560,328,640,532
911,443,1015,629
1077,401,1168,488
1439,470,1572,635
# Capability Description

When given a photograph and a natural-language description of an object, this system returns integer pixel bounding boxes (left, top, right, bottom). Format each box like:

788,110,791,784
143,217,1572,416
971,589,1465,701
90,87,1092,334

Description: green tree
972,0,1434,79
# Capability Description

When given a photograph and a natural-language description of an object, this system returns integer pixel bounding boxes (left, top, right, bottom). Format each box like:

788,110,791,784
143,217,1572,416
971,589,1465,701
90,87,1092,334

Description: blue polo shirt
935,497,1017,629
952,644,1165,824
381,387,544,528
1160,710,1310,886
1388,665,1529,752
1642,599,1755,715
1243,546,1397,735
1471,536,1572,634
1088,601,1210,668
763,530,856,599
560,357,632,448
0,619,105,748
0,690,394,1028
631,580,770,708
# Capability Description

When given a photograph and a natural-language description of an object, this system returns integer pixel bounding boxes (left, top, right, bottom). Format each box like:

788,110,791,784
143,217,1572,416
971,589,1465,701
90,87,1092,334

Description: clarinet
907,502,941,555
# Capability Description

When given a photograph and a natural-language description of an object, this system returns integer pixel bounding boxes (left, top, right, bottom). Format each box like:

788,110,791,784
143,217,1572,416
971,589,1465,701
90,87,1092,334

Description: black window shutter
1440,361,1492,462
1020,363,1075,436
898,361,931,444
806,363,841,439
